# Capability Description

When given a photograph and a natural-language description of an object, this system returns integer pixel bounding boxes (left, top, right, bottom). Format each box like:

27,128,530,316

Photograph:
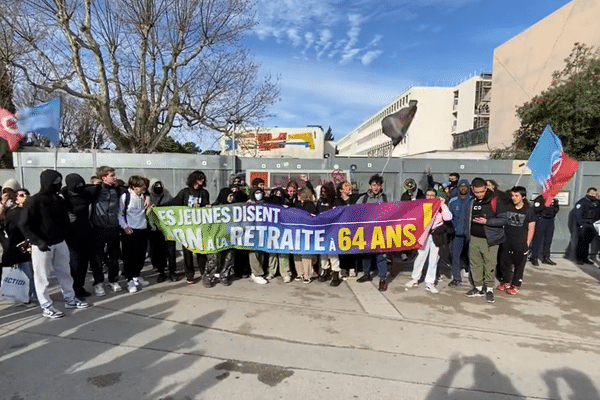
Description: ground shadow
426,354,523,400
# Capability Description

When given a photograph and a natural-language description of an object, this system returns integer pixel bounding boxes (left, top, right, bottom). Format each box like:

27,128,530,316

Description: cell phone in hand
17,240,31,254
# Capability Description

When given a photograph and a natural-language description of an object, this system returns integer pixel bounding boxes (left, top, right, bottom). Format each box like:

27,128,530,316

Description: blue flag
527,125,578,206
17,97,61,145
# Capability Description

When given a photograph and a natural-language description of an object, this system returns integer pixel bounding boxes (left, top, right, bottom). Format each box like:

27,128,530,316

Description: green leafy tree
512,43,600,160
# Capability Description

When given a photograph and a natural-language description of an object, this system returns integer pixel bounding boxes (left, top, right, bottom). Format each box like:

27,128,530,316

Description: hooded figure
20,169,70,250
149,178,173,206
19,169,90,318
61,173,95,298
148,178,177,282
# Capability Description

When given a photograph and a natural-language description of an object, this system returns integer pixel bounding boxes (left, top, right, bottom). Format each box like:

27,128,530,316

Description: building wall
489,0,600,149
221,126,325,159
9,150,600,253
338,75,490,158
397,87,453,156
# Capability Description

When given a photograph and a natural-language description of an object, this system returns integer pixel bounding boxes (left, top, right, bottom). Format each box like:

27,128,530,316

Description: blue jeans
361,254,387,280
17,260,37,302
451,236,468,282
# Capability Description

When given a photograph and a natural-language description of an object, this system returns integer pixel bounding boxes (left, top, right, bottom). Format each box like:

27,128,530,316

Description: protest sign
147,200,441,255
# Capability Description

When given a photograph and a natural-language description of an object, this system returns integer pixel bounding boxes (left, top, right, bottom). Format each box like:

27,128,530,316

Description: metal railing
452,127,489,149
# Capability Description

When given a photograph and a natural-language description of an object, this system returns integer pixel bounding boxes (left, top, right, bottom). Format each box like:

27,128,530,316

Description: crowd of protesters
0,165,591,319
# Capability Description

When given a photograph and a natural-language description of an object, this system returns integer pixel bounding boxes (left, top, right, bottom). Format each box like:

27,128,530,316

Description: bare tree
0,0,279,152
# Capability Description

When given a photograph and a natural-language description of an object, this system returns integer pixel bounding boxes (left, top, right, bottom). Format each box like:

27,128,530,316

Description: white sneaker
134,276,150,287
265,274,275,281
426,284,439,294
127,280,138,293
65,298,91,309
405,279,419,288
109,282,123,292
251,274,268,284
94,283,106,297
42,305,65,319
283,275,292,283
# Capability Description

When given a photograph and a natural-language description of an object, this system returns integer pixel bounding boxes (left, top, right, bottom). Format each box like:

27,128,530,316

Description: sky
238,0,573,143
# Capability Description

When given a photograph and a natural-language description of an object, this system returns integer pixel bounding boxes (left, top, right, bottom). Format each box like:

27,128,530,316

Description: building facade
489,0,600,150
337,74,492,158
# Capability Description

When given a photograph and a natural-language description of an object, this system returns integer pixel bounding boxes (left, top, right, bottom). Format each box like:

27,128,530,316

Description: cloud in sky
256,56,413,135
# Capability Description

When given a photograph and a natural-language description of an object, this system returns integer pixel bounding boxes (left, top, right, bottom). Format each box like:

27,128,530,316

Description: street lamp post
227,116,242,177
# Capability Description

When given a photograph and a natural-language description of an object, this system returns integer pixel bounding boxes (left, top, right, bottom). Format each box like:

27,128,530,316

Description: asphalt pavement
1,255,600,400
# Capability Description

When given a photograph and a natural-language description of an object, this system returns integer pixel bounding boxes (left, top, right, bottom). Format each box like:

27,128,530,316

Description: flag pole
514,162,526,186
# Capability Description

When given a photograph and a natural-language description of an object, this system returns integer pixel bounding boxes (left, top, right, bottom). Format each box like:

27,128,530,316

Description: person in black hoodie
148,179,177,282
203,190,247,287
335,180,358,277
316,182,342,287
61,173,95,298
164,170,210,284
20,169,90,318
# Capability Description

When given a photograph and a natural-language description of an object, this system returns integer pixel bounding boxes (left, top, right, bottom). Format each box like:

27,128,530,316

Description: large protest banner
147,200,441,255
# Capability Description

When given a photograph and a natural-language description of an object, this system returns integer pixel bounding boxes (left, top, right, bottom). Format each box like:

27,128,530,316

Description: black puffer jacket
20,169,70,247
466,189,508,246
90,183,126,228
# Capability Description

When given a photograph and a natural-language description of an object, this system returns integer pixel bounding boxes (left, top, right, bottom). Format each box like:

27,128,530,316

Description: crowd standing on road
2,165,592,319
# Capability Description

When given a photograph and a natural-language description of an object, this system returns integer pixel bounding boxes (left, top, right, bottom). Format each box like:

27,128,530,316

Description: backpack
122,191,131,224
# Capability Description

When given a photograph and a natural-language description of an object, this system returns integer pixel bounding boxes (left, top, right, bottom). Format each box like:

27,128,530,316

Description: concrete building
337,74,492,158
489,0,600,150
221,126,325,159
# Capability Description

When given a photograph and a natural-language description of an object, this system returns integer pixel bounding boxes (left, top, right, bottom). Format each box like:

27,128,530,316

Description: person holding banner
247,188,269,284
356,174,390,292
164,171,210,284
266,187,294,282
203,190,247,287
316,183,342,287
336,180,359,277
405,189,452,294
294,188,317,283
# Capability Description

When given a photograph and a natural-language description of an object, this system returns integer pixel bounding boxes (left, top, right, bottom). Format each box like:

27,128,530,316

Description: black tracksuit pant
122,228,149,280
91,226,122,284
149,230,176,276
531,218,555,261
67,230,92,296
499,240,529,287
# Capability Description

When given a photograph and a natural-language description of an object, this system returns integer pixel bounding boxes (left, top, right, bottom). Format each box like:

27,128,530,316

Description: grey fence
6,150,600,254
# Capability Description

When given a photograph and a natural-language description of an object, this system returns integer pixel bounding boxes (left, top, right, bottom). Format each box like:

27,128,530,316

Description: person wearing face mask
148,179,177,283
61,173,95,298
19,169,90,318
572,187,600,265
0,178,20,220
266,187,293,282
164,170,210,284
1,188,37,305
247,188,269,284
